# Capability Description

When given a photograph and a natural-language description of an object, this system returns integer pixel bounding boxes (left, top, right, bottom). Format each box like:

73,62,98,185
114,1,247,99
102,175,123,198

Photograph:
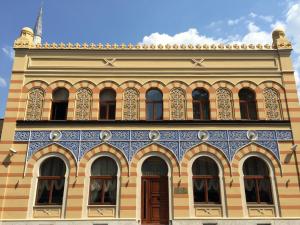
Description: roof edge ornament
272,29,292,50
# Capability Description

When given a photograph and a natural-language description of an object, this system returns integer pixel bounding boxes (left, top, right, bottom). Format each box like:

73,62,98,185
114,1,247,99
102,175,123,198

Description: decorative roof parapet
272,29,292,49
14,27,292,51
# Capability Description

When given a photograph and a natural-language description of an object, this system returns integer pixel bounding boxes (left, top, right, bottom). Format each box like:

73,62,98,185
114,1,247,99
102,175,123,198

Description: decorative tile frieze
14,129,293,164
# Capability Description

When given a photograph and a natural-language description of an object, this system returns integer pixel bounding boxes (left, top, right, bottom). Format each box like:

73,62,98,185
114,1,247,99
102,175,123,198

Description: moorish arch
78,143,129,176
130,143,180,175
131,143,178,223
231,143,281,176
181,143,229,217
181,142,231,176
26,144,75,219
232,143,281,217
26,143,76,176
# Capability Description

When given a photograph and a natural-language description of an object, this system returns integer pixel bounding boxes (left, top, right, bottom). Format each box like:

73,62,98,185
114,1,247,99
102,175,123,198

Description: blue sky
1,0,300,117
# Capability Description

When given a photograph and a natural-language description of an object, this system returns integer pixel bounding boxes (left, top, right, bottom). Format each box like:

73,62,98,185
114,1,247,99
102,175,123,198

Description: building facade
0,26,300,225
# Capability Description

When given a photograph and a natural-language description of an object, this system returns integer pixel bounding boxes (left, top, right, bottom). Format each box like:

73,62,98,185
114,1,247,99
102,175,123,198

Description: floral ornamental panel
263,88,282,120
14,129,293,164
216,88,233,120
75,88,92,120
25,88,45,120
170,88,186,120
123,88,139,120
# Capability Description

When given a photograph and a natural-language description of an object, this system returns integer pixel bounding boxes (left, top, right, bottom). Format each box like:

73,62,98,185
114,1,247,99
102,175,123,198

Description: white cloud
228,17,244,26
249,12,273,23
0,77,7,88
140,22,271,46
2,46,14,60
140,28,226,45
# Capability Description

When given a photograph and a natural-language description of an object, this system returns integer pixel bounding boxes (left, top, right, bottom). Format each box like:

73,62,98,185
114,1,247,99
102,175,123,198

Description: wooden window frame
193,175,220,204
192,99,210,120
99,100,116,120
146,100,163,121
244,175,273,204
239,99,258,120
35,176,65,205
89,175,117,205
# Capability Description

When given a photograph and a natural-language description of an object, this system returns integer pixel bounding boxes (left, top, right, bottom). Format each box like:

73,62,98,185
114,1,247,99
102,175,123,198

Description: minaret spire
33,3,43,44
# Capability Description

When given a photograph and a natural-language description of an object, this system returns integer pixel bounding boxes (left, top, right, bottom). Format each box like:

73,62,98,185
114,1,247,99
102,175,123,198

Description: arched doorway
141,156,169,225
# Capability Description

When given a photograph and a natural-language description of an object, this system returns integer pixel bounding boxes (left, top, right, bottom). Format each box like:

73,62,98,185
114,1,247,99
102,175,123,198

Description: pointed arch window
243,157,273,204
36,157,66,205
192,157,220,203
239,88,258,120
99,89,116,120
26,88,45,120
51,88,69,120
89,157,118,205
192,88,210,120
75,88,92,120
263,88,282,120
146,89,163,120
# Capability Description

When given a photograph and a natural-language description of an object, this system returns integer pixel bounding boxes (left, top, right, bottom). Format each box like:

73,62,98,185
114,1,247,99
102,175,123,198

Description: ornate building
1,11,300,225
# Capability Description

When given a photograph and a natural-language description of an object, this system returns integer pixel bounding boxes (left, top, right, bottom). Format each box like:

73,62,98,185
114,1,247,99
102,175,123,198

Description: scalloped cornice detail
14,42,290,50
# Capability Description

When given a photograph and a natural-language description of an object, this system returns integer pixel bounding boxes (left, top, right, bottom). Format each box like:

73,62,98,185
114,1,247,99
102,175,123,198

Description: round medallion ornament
100,130,112,142
247,130,258,141
149,130,160,141
49,130,62,141
198,130,209,141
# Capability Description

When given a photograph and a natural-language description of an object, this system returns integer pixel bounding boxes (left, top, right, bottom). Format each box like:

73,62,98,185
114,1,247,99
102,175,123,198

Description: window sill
33,205,62,218
247,204,275,217
87,205,116,217
194,204,223,217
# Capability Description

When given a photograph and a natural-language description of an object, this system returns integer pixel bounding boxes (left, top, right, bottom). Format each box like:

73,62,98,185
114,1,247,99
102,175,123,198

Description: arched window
75,88,92,120
146,89,163,120
192,157,220,203
36,157,66,205
239,88,258,120
99,89,116,120
51,88,69,120
26,88,45,120
243,157,273,204
192,89,210,120
89,157,118,205
263,88,282,120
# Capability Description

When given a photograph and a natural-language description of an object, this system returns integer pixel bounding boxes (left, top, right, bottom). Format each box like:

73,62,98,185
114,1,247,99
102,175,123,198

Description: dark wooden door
141,176,169,225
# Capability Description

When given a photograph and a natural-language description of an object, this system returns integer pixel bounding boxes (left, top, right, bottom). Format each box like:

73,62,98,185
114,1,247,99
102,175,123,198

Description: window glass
192,89,210,120
192,157,220,204
243,157,273,204
89,157,118,205
142,157,168,176
99,89,116,120
239,88,258,120
51,88,69,120
146,89,163,120
36,157,66,205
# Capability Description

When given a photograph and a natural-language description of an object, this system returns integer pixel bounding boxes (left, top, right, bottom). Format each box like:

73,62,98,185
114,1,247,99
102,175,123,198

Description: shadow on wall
0,118,3,139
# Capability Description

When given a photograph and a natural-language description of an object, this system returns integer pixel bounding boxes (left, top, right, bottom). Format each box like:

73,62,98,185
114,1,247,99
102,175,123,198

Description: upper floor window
99,89,116,120
192,89,210,120
36,157,66,205
239,88,258,120
89,157,118,205
51,88,69,120
192,157,220,204
146,89,163,120
243,157,273,204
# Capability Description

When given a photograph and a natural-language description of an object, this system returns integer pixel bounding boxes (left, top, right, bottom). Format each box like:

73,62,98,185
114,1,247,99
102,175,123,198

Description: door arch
137,154,172,225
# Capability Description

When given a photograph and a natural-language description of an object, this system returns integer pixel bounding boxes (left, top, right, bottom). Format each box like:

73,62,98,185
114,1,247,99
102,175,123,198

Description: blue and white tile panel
14,130,293,163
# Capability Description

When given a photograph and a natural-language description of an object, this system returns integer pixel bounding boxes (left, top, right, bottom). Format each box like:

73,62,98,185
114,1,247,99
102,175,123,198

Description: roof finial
33,2,43,44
